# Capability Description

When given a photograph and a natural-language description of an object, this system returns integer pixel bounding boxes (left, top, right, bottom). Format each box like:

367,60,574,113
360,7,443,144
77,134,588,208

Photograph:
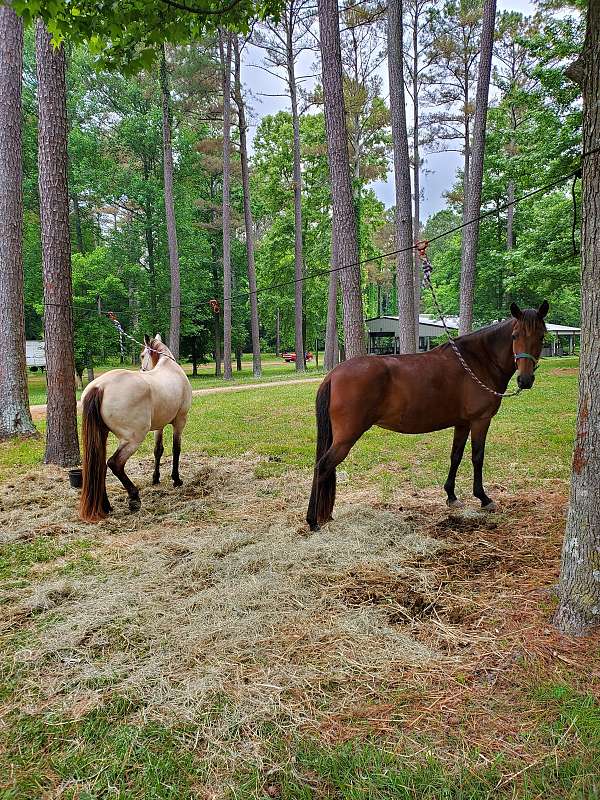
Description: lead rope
106,312,178,363
415,241,522,399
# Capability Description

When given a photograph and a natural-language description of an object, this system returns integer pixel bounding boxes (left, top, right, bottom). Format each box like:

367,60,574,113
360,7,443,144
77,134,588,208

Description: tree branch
160,0,245,15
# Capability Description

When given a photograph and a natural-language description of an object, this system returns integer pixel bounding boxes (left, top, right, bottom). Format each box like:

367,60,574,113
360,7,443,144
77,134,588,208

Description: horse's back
327,350,493,434
83,370,153,438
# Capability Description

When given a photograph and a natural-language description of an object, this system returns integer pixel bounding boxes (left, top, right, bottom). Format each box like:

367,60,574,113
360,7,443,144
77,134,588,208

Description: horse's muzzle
517,372,535,390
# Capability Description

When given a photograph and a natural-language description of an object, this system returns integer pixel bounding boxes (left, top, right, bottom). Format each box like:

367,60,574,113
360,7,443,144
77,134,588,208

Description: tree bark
458,0,496,335
506,179,515,250
412,11,421,347
554,2,600,636
219,30,233,380
71,193,85,254
388,0,416,353
233,37,262,379
36,19,80,466
286,9,306,373
160,45,181,360
318,0,366,359
324,270,339,371
0,3,37,440
275,308,280,356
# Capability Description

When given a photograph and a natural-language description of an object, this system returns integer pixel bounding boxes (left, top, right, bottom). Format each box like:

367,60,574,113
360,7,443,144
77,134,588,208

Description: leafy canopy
13,0,285,71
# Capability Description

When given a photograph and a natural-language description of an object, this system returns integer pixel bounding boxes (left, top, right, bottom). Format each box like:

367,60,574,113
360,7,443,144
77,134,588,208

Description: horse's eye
512,334,517,341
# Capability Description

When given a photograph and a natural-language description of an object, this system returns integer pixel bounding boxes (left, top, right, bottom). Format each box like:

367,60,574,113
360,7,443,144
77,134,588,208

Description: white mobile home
26,340,46,369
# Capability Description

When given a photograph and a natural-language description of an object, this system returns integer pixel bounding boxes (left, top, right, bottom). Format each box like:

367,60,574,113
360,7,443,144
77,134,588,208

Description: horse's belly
377,412,457,435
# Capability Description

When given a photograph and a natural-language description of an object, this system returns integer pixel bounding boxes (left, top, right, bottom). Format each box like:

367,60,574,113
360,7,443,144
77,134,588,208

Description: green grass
26,353,322,405
0,356,590,799
5,357,579,493
1,686,598,799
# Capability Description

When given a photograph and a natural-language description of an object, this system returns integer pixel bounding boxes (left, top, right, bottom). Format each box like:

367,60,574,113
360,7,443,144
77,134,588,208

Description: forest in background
16,0,583,374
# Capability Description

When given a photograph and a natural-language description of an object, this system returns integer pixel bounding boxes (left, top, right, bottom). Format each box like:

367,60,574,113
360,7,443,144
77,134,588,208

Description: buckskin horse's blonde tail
79,386,109,523
306,378,335,531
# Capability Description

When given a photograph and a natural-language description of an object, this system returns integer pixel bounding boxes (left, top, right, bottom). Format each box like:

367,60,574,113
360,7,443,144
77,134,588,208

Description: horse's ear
510,302,522,320
538,300,549,319
144,334,151,346
154,333,162,343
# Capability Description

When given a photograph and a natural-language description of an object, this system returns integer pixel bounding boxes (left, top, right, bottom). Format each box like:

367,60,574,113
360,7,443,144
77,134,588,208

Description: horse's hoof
309,523,320,532
173,478,183,488
129,497,141,512
152,476,160,486
481,500,497,512
447,498,464,509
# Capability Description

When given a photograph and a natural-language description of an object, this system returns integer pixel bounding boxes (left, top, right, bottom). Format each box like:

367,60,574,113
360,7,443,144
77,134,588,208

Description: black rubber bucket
68,468,83,489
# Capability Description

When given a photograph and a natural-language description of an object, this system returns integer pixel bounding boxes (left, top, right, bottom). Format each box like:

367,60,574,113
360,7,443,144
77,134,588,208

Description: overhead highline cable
14,148,597,322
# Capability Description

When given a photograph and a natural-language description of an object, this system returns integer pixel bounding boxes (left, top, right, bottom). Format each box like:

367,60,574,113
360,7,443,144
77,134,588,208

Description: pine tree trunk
554,3,600,636
160,45,181,360
388,0,415,353
412,16,421,347
324,269,339,371
506,179,515,250
458,0,496,335
219,31,233,380
275,308,280,357
233,37,261,378
71,193,85,254
318,0,365,359
287,18,306,373
143,160,158,322
0,3,37,440
36,19,80,466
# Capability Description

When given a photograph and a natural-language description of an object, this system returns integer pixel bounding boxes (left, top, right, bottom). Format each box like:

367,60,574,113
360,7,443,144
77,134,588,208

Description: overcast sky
242,0,535,219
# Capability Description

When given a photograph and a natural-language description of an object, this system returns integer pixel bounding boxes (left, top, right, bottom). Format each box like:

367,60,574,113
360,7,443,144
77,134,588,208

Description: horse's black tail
79,386,109,523
306,378,335,530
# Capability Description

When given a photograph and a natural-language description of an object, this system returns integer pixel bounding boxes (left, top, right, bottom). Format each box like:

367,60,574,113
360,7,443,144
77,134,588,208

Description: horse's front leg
444,423,470,508
470,418,495,510
152,429,164,485
171,412,188,487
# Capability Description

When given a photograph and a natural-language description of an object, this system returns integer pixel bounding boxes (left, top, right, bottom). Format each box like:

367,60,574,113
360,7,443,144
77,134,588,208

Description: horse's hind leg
107,437,144,511
444,424,470,508
171,412,188,487
470,418,495,510
314,439,355,527
152,429,164,485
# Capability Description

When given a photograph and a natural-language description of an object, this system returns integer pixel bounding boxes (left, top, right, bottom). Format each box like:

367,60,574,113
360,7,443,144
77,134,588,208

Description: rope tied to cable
416,241,522,399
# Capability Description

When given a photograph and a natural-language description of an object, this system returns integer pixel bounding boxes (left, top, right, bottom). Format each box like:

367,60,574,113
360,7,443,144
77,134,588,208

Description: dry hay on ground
1,455,598,783
0,457,444,736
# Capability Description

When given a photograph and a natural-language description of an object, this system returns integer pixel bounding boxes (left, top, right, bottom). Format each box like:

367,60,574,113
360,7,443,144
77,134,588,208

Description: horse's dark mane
454,318,512,344
454,309,546,345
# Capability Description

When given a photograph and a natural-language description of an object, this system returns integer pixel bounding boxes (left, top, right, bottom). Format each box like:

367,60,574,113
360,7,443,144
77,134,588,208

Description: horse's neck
460,322,515,387
151,355,185,380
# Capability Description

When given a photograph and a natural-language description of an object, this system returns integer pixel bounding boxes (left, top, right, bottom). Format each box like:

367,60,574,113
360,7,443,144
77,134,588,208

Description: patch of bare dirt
550,367,578,377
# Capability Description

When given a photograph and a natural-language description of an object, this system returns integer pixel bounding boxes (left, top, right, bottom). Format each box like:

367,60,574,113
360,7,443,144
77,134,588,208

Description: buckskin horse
79,334,192,522
306,302,549,531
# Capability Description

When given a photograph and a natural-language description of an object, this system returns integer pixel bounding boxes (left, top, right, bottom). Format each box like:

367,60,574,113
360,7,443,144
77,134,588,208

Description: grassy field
25,353,322,406
2,356,599,800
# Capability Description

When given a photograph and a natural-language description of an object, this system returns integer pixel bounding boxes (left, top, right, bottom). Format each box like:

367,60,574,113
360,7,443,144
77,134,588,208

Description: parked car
281,351,313,363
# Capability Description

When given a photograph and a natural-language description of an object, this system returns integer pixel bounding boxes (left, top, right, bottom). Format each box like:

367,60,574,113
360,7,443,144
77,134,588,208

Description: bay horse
307,302,549,531
79,334,192,523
